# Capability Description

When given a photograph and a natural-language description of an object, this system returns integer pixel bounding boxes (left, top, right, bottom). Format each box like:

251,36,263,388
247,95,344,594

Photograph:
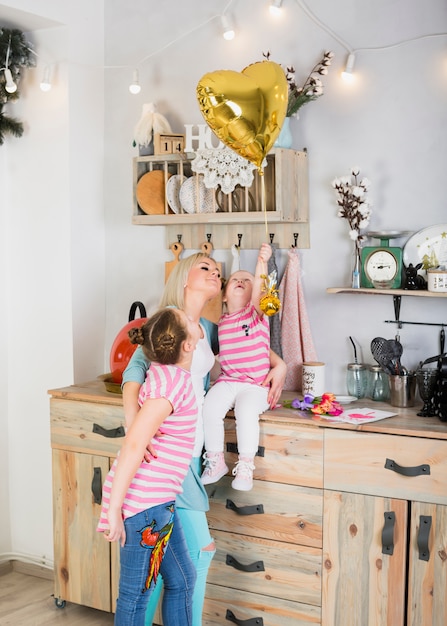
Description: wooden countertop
48,379,447,441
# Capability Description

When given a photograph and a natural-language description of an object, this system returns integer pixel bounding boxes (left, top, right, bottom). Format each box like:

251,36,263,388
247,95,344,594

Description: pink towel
279,248,317,391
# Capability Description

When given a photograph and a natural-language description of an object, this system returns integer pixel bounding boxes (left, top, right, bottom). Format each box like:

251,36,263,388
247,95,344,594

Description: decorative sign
184,124,224,152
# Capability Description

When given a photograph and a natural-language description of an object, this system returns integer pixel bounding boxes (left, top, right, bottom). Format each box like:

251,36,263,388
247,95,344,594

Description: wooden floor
0,569,115,626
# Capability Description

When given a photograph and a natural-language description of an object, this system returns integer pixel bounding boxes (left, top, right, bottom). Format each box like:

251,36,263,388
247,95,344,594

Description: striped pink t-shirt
97,364,197,531
217,302,270,386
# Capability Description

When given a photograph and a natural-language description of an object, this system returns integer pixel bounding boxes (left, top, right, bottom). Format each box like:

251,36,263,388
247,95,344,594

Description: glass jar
367,365,390,402
346,363,368,398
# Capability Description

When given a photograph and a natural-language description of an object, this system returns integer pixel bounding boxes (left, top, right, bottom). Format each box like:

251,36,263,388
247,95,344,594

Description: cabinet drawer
324,430,447,505
50,398,124,456
206,477,323,548
209,529,321,606
203,583,321,626
224,418,323,488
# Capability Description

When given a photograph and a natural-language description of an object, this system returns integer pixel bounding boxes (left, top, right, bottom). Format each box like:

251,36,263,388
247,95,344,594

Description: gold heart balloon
196,60,288,170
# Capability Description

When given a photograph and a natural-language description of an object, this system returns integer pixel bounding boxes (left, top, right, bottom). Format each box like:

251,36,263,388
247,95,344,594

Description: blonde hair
159,252,210,310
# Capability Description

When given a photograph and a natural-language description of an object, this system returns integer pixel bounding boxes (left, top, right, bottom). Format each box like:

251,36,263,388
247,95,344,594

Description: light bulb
40,66,52,92
129,69,141,95
269,0,283,16
221,15,235,40
341,53,356,82
4,68,17,93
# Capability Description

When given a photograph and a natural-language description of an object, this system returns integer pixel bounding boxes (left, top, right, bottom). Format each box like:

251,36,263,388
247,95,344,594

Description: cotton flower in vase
132,102,172,155
264,50,334,149
332,167,372,288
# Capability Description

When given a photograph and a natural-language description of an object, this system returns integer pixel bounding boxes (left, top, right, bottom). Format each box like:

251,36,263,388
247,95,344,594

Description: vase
351,245,361,289
274,117,293,149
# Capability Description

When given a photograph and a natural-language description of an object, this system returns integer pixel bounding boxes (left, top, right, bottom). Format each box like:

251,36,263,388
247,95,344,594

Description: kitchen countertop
48,378,447,441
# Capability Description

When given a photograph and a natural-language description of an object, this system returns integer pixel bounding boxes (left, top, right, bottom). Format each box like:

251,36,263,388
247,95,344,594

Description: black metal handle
226,499,264,516
226,554,265,572
384,458,430,477
91,467,102,505
93,423,125,438
128,301,147,322
417,515,432,561
226,442,265,457
382,511,395,555
226,609,264,625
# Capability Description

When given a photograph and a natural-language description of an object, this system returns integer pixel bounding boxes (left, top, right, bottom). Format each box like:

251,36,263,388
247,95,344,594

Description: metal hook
237,234,242,248
269,233,274,244
177,234,182,243
293,233,299,247
206,233,212,243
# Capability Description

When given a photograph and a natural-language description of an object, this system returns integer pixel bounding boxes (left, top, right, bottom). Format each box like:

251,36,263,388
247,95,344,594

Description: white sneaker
201,452,229,485
231,459,255,491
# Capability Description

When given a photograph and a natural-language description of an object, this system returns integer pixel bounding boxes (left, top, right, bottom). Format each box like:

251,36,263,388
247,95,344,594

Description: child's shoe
201,451,229,485
231,457,255,491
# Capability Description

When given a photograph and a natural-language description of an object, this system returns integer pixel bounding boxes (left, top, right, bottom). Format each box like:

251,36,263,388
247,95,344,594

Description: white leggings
203,381,270,457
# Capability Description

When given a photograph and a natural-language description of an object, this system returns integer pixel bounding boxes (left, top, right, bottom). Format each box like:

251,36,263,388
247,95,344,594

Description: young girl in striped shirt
201,243,273,491
97,307,201,626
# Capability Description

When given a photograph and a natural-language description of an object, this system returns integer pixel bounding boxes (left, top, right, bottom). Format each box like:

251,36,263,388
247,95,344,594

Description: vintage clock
360,232,404,289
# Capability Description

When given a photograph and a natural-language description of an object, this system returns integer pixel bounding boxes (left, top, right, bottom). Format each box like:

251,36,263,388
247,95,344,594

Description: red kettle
109,302,148,384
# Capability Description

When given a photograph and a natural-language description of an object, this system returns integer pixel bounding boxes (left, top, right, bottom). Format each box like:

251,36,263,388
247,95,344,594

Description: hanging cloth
279,248,317,391
268,243,282,358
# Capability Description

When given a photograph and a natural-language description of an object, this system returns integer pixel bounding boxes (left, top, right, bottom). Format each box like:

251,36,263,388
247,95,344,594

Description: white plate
179,175,215,214
166,174,186,214
335,395,357,404
403,224,447,269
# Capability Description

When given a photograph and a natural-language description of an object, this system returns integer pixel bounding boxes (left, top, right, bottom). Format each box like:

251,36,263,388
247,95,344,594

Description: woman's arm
121,345,150,429
262,349,287,409
106,397,172,546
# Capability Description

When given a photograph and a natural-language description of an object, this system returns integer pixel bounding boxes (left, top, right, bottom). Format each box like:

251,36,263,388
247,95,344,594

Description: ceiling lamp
129,69,141,95
269,0,283,16
341,53,356,82
221,15,235,40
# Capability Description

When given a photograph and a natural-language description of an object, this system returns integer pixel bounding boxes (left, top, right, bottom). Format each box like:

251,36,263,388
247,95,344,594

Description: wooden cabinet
323,429,447,626
203,417,324,625
49,382,447,625
132,148,309,250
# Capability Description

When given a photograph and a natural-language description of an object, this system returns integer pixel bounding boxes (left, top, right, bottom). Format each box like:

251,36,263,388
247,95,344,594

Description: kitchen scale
360,231,411,289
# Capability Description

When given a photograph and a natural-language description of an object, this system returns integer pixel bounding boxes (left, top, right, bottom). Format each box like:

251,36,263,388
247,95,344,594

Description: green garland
0,28,35,144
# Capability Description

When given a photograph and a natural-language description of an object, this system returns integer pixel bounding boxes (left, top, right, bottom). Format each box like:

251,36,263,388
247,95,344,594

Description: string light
269,0,283,17
129,69,141,95
3,68,17,93
221,14,235,40
341,53,356,82
40,65,52,91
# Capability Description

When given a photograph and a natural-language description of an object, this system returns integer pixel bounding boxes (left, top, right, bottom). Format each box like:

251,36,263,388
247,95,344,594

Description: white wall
0,0,104,565
1,0,446,565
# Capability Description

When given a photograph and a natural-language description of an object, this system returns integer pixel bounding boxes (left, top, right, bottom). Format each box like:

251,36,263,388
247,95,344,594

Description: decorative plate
136,170,171,215
179,175,215,214
403,224,447,269
166,174,186,214
335,395,357,404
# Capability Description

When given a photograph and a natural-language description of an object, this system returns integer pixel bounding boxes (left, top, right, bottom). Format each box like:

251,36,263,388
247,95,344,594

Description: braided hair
128,308,187,365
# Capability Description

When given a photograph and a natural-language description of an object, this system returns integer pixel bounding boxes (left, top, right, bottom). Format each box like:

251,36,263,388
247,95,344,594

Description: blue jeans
115,503,196,626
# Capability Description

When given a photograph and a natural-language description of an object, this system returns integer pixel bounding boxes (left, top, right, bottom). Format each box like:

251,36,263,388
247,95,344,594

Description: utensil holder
389,373,416,407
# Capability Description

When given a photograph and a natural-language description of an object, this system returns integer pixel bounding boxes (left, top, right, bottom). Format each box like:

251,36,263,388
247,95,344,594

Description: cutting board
165,241,184,282
200,242,223,324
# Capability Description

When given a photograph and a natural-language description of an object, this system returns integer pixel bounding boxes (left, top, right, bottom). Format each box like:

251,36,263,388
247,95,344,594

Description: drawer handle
91,467,102,505
226,442,265,458
225,609,264,625
226,499,264,516
417,515,432,562
384,458,430,477
382,511,395,556
226,554,265,572
92,423,125,438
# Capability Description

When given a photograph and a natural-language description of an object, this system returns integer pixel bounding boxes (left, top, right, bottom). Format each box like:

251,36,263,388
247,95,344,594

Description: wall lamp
269,0,283,16
341,53,356,82
40,65,52,92
129,68,141,95
221,14,235,40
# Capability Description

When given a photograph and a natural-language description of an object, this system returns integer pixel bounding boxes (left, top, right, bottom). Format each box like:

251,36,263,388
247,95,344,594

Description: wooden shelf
327,287,447,298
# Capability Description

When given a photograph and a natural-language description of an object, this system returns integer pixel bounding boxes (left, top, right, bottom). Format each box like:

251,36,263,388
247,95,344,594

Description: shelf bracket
393,295,402,329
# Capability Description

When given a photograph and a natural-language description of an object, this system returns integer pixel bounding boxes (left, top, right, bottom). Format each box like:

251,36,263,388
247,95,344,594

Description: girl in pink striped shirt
97,307,201,626
201,243,273,491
